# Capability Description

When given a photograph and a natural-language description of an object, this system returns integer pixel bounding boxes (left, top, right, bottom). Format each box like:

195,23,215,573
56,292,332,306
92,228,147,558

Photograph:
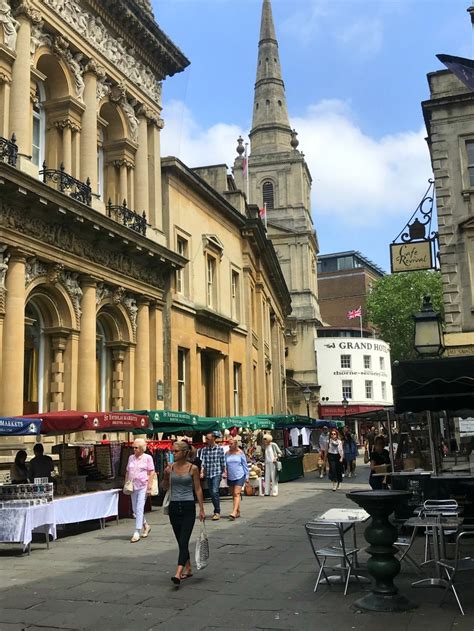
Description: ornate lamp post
413,295,444,357
303,386,311,418
342,396,348,420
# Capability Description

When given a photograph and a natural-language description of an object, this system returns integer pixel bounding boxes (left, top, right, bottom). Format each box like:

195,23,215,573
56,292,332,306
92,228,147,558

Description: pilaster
77,277,97,411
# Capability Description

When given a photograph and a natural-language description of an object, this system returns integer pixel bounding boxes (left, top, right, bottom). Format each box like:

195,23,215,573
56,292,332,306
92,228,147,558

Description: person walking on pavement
318,426,329,478
263,434,282,497
200,431,226,521
163,441,205,587
342,427,358,478
225,437,249,519
327,429,344,491
125,438,155,543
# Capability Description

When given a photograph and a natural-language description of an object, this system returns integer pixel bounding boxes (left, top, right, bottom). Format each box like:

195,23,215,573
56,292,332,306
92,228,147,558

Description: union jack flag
347,306,362,320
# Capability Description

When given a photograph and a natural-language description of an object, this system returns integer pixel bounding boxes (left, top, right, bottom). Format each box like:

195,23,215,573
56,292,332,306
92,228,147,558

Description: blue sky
153,0,472,271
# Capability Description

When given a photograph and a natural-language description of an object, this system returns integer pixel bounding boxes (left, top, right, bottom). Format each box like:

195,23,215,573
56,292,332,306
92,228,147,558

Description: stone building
233,0,323,417
0,0,291,440
161,158,290,417
0,0,189,425
422,29,474,357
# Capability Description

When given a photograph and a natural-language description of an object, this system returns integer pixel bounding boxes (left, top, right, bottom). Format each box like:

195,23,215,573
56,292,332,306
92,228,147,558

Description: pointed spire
250,0,292,156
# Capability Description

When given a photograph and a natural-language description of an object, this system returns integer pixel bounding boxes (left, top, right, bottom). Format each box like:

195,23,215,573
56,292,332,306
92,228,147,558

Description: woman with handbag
327,429,344,491
225,437,249,519
263,434,282,497
124,438,155,543
162,441,205,587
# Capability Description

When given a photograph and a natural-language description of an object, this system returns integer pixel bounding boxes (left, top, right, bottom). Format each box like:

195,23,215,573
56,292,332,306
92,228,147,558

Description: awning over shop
392,357,474,413
0,417,41,436
20,411,149,435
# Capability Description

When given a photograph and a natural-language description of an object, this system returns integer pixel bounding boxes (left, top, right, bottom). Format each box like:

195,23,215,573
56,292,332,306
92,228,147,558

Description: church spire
250,0,292,156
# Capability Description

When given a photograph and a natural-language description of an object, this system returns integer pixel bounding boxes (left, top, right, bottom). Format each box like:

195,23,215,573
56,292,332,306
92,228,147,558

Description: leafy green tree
366,270,443,362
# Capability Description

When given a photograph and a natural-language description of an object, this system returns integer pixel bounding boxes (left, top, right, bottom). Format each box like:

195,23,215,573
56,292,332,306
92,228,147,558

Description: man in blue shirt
199,432,226,520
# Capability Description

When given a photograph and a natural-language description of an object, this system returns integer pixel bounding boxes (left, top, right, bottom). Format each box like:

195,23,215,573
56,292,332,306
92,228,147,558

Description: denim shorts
228,475,246,487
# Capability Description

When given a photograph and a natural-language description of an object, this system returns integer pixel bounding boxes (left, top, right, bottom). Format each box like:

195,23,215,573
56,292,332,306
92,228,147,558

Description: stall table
0,503,56,554
279,455,304,482
54,489,119,528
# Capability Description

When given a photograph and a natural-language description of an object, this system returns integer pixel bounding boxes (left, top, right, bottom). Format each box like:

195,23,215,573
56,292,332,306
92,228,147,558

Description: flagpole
244,142,250,203
359,311,363,338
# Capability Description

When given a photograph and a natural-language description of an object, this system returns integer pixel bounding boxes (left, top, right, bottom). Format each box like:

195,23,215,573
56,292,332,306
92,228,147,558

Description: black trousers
169,501,196,566
328,452,343,483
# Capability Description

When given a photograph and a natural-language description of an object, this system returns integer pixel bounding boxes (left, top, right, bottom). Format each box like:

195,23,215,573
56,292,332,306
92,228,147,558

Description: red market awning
319,404,384,418
18,411,149,435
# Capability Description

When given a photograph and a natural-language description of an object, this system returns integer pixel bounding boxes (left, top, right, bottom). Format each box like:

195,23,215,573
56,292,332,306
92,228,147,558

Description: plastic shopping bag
195,521,210,571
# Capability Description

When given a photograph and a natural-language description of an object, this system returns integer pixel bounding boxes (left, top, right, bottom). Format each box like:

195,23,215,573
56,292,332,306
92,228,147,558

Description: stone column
148,118,164,230
48,329,70,412
0,75,11,138
77,277,97,411
119,161,128,204
127,165,135,210
72,129,80,179
134,299,150,409
61,123,73,174
110,343,128,410
9,7,39,157
134,114,149,216
214,354,226,416
1,250,27,415
80,66,98,192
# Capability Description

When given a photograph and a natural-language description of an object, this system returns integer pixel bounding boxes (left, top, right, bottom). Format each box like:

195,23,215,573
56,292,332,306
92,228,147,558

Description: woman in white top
327,429,344,491
263,434,282,497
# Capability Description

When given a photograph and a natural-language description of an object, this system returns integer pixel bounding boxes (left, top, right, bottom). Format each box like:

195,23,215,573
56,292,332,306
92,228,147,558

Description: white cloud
337,18,384,58
161,97,432,227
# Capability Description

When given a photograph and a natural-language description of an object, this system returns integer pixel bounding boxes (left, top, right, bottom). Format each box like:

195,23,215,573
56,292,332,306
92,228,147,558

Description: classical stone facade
233,0,323,416
422,59,474,356
162,158,291,417
0,0,189,439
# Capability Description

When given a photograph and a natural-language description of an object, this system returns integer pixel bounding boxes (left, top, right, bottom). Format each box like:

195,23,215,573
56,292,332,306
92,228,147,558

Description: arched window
32,83,46,168
262,180,274,210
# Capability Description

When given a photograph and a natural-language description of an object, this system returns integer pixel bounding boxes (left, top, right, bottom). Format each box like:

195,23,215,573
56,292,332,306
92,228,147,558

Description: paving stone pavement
1,461,473,630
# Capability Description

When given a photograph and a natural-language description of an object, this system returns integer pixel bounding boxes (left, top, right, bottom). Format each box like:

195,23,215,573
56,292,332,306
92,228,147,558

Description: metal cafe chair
420,499,459,563
437,529,474,615
305,521,361,596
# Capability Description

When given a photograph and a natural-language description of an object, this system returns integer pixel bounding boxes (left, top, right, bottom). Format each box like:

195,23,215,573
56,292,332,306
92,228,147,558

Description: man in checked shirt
199,431,226,521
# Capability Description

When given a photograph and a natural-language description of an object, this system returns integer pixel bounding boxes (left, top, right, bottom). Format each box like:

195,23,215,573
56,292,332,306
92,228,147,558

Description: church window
278,100,282,107
256,103,259,110
262,181,274,210
467,140,474,187
265,99,270,106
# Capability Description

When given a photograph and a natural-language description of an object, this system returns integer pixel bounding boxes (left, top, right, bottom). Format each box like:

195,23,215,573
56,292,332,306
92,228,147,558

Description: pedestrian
125,438,155,543
28,444,54,482
369,436,391,490
327,429,344,491
318,426,329,478
263,434,282,496
342,429,358,478
10,450,28,484
163,441,205,587
199,431,226,521
364,425,377,457
225,437,249,519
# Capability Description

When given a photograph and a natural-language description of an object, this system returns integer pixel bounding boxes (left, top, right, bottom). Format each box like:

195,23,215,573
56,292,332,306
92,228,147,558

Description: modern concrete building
317,251,385,333
233,0,323,417
422,20,474,357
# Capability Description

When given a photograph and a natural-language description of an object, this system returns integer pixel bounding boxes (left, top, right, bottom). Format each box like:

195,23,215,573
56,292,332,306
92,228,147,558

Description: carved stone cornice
112,158,135,170
54,119,81,133
0,72,11,85
85,59,106,79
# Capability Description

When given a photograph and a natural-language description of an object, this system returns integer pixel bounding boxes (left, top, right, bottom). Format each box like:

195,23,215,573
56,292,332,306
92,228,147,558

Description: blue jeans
207,475,221,514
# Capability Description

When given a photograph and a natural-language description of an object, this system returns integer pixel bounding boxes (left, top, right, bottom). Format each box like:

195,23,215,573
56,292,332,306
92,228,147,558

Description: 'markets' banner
0,418,41,436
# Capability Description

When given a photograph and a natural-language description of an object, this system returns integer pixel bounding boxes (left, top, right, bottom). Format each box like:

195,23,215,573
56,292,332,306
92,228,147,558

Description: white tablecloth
0,503,56,547
53,489,119,525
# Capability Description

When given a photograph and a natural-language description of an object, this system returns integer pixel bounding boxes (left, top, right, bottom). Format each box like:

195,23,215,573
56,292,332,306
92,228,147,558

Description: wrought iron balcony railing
107,199,147,236
39,162,92,206
0,134,18,167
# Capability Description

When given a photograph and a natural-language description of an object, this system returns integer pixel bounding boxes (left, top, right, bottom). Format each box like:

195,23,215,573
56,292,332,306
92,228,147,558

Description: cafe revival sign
390,241,433,273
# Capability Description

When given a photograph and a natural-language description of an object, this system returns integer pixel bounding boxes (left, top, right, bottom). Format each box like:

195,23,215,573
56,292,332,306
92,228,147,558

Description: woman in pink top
125,438,155,543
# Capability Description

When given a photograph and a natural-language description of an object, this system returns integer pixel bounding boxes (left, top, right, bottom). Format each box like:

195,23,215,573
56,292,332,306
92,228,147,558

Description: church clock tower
234,0,323,416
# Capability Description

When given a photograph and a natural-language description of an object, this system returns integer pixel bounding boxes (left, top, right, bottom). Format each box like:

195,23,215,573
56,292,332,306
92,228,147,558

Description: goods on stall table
52,445,79,476
94,444,113,478
0,483,54,505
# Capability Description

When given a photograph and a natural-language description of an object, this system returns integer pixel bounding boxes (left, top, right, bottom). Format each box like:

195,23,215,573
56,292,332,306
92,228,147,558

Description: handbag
244,480,254,496
150,473,159,496
195,521,210,571
162,464,172,514
123,479,133,495
276,460,282,472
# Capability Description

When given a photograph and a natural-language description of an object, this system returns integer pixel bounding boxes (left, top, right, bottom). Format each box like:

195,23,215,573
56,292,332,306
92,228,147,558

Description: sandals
228,514,237,521
171,576,181,587
181,573,193,579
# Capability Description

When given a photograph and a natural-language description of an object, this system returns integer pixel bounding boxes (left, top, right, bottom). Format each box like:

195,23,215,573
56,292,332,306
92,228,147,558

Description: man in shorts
318,426,329,478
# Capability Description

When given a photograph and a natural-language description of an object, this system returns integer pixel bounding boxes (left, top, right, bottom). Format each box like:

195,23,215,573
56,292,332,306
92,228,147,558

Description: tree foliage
366,270,443,362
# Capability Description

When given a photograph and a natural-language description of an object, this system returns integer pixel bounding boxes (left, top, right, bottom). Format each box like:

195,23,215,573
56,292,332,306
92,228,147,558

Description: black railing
107,199,147,236
39,162,92,206
0,134,18,167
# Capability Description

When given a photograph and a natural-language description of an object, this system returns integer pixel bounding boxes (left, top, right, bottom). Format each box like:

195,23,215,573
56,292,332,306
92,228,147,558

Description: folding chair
421,499,459,563
438,529,474,615
305,521,361,596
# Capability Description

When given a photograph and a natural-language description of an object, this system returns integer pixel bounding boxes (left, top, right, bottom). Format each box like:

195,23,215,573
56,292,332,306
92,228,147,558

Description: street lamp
413,295,444,357
342,397,348,420
303,386,311,418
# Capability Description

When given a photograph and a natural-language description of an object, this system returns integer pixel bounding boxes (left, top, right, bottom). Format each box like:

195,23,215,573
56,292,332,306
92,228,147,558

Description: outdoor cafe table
404,514,464,588
53,489,120,528
313,507,370,584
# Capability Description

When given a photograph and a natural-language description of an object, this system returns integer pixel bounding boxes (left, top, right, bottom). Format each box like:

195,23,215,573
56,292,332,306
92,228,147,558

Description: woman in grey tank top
162,441,205,586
